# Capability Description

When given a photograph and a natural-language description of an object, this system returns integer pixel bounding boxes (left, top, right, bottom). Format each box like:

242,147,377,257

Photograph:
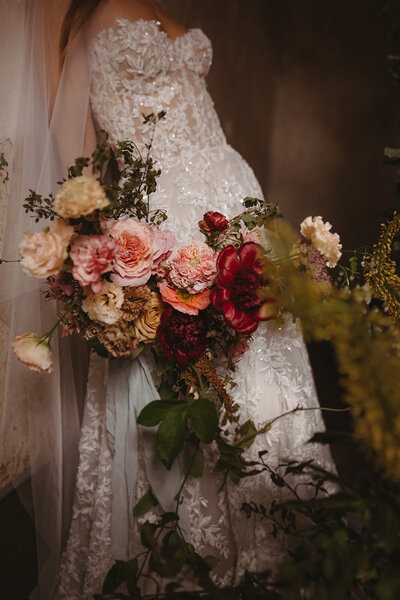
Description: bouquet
11,120,342,470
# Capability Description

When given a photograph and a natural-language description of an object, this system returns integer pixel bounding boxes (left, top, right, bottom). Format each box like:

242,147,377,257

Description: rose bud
199,211,229,233
12,333,53,373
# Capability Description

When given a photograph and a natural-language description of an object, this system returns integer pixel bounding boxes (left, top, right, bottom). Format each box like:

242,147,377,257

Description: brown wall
165,0,400,250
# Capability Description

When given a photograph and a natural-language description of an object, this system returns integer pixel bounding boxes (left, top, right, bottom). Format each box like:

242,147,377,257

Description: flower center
230,270,264,313
188,257,200,269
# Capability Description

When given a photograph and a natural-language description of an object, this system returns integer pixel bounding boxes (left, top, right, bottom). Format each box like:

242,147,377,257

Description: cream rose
12,333,53,373
19,219,74,278
132,293,164,342
300,216,342,268
54,176,109,219
81,281,124,325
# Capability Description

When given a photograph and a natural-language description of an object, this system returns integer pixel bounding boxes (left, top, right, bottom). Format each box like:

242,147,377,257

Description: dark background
166,0,400,249
2,1,400,598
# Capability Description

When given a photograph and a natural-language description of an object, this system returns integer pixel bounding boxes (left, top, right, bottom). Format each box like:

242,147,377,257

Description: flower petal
253,298,279,321
222,301,258,334
216,245,240,287
210,287,230,311
238,242,264,273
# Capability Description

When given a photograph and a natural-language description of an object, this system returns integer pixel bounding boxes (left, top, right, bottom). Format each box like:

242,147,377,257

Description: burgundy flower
157,306,208,368
211,242,278,334
199,211,229,233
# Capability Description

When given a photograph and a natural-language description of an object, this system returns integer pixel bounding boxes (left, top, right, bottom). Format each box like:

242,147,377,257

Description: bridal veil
0,1,93,597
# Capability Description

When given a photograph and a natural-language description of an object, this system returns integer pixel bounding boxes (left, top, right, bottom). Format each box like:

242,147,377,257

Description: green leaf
86,335,108,358
236,419,258,449
133,488,159,517
184,435,204,478
156,404,189,469
159,512,179,525
101,562,120,594
156,354,173,377
188,397,219,444
137,400,176,427
140,521,157,550
158,379,178,401
130,342,144,359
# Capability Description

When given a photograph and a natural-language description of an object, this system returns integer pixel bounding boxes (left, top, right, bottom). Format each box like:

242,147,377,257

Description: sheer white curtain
0,1,92,597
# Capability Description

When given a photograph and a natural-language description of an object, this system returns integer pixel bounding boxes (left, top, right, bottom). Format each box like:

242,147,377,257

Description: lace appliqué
55,20,336,598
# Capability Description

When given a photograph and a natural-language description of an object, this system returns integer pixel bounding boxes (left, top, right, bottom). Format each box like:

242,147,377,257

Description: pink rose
108,218,157,287
152,228,176,273
165,241,217,293
70,235,116,292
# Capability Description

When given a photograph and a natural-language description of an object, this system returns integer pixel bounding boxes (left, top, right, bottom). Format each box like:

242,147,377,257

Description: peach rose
19,219,74,278
132,293,165,342
12,333,53,373
108,218,157,286
54,176,109,219
300,216,342,268
165,241,217,293
81,281,124,325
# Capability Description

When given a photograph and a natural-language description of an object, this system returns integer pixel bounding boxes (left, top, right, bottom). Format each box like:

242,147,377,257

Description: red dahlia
157,306,208,368
211,242,278,334
199,211,229,233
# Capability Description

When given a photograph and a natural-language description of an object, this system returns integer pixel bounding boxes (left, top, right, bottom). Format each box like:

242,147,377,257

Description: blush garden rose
19,219,74,279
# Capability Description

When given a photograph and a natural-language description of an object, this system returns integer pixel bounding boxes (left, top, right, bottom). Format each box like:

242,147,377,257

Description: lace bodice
89,19,263,243
89,19,225,167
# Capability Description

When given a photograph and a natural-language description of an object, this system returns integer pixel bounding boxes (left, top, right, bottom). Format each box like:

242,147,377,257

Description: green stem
175,438,200,515
192,365,206,398
233,406,351,447
40,306,73,343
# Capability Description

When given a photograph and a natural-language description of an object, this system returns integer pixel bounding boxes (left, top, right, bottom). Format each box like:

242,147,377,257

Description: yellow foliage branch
264,220,400,481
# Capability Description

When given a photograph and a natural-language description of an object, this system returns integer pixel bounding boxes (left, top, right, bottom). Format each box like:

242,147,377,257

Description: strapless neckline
89,18,203,50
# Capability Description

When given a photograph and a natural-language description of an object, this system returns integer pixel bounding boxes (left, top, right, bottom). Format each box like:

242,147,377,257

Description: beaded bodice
89,19,225,168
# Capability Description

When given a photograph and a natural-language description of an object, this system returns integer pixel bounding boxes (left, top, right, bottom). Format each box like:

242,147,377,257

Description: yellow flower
132,293,164,342
54,176,109,219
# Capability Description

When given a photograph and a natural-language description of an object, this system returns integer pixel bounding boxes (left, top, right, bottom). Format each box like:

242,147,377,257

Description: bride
1,1,335,598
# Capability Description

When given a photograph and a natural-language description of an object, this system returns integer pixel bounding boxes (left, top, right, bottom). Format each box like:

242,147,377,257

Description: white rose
300,216,342,268
19,219,74,278
54,176,109,219
12,333,53,373
81,281,124,325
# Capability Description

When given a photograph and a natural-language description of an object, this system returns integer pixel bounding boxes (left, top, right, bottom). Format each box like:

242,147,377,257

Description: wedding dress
54,19,335,598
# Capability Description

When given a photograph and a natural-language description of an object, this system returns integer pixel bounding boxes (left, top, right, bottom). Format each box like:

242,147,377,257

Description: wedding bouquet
11,124,342,469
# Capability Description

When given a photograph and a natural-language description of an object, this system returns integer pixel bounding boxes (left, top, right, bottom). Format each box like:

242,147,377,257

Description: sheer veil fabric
0,1,92,598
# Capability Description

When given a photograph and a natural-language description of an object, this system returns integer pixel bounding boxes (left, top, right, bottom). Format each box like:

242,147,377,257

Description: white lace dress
54,19,335,598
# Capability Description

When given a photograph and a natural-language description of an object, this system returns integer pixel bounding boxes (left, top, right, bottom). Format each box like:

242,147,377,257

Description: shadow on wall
165,0,400,250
